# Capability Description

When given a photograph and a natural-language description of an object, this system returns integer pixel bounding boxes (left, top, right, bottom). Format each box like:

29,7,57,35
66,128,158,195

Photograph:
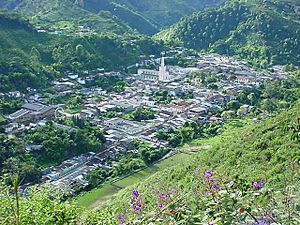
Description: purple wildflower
160,193,168,200
130,198,135,205
137,198,142,206
118,214,125,222
253,181,266,189
204,170,214,178
205,191,211,196
132,189,139,198
196,167,200,171
133,204,141,211
170,189,176,195
195,191,200,195
157,204,164,209
212,183,220,190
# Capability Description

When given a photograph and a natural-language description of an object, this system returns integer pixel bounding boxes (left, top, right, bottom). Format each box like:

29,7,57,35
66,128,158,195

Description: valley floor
76,153,192,208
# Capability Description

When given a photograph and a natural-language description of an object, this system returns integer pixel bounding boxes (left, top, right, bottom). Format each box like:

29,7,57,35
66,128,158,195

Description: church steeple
158,54,169,82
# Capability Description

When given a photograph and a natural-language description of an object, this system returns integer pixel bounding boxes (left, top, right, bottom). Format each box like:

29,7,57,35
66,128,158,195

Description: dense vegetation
0,11,164,91
157,0,300,67
0,102,299,224
0,0,225,35
0,121,106,184
123,107,155,121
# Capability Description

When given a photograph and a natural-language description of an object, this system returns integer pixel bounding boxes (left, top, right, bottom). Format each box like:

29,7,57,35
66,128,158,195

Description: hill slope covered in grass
157,0,300,68
82,102,300,224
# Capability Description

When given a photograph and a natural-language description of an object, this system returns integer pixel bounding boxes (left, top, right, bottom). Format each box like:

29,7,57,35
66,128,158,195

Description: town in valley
1,48,293,193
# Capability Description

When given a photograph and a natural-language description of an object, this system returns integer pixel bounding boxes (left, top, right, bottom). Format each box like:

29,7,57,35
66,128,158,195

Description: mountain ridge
156,0,300,67
0,0,226,35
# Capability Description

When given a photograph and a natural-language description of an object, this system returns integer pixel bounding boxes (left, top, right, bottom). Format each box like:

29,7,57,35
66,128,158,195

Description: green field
75,153,192,208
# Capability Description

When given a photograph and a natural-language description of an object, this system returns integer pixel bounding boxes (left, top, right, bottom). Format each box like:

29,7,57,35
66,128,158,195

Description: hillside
10,0,133,34
157,0,300,67
1,102,299,224
82,102,300,224
0,0,225,35
0,11,164,91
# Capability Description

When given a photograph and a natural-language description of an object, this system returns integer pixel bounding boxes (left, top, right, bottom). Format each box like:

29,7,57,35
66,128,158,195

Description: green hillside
109,0,225,29
0,0,225,35
80,102,300,224
14,0,132,34
157,0,300,67
1,101,299,224
0,11,164,91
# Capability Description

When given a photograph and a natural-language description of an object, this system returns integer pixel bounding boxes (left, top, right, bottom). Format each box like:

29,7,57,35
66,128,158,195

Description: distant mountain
0,0,225,35
0,10,163,91
0,0,133,34
157,0,300,67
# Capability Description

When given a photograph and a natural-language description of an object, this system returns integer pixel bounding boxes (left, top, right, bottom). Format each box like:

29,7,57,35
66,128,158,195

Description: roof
22,103,45,112
7,109,30,119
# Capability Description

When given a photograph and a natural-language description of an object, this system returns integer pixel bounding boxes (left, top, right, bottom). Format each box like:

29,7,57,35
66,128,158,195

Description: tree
29,47,41,65
85,168,108,188
221,110,236,120
247,93,256,106
0,180,78,224
260,99,276,113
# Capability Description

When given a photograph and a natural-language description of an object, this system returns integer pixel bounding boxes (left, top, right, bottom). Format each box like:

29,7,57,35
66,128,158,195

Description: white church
138,56,171,82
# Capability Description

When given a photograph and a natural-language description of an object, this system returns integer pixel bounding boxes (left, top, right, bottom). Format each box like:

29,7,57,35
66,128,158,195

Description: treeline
223,73,300,118
158,0,300,68
0,121,106,184
85,140,169,189
0,10,164,92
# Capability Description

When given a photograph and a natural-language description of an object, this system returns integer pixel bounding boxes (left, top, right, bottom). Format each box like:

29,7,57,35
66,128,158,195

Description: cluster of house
4,103,64,133
2,51,291,192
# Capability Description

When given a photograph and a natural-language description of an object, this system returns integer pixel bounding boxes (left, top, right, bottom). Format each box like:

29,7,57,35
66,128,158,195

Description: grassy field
75,153,192,208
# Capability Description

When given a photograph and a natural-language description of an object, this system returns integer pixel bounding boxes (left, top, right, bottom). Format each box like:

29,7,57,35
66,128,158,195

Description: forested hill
0,0,225,35
0,0,133,34
157,0,300,68
0,11,164,91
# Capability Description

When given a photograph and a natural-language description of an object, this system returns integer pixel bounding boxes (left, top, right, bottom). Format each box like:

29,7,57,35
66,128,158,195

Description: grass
75,183,120,209
75,153,192,208
0,114,6,123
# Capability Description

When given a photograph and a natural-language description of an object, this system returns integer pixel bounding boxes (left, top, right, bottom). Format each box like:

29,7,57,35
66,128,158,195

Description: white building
138,57,170,82
158,57,170,81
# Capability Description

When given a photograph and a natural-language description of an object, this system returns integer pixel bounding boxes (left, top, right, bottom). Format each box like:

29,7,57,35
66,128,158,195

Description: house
26,145,43,152
206,93,226,104
7,103,58,123
80,109,96,119
189,107,208,115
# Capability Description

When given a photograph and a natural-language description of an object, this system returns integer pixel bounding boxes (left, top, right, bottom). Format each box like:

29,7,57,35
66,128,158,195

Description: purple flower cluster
160,193,168,200
203,170,220,194
249,217,271,225
204,170,214,178
130,189,142,212
157,188,177,209
118,213,125,222
133,189,139,198
157,203,164,209
253,181,266,189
